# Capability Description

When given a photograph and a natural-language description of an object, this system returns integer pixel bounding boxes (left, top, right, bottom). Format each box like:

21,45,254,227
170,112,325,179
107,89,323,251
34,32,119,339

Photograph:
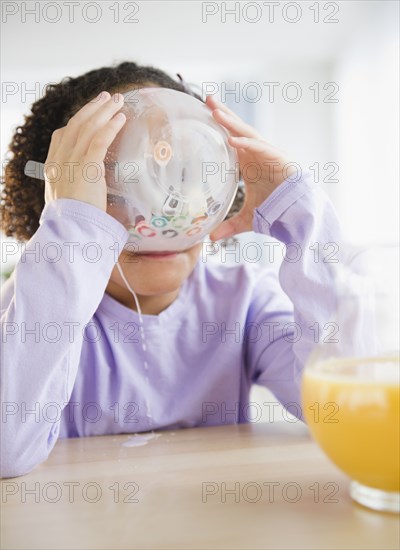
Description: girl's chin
122,249,192,263
137,251,181,260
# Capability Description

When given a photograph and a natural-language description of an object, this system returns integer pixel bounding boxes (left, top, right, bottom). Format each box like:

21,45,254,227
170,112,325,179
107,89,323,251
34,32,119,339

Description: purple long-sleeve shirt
0,172,340,477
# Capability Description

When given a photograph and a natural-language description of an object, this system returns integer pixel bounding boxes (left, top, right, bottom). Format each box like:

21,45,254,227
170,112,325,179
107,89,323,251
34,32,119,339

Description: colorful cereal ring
171,215,189,229
151,216,168,228
162,229,179,238
185,225,202,236
136,223,157,237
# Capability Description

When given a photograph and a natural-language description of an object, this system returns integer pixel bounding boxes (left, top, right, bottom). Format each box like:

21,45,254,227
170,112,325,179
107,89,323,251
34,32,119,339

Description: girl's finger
229,136,294,185
209,218,238,241
84,112,127,163
228,136,269,152
46,127,65,161
210,206,254,241
228,136,283,159
73,94,125,157
205,94,241,120
59,91,111,150
44,128,66,184
212,109,262,140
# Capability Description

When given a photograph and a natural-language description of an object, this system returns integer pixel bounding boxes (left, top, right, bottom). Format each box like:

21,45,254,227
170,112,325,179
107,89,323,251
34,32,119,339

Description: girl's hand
206,94,296,241
43,91,126,212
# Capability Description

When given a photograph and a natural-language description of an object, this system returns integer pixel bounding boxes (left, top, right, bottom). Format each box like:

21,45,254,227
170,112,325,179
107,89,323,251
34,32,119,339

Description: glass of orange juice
302,245,399,513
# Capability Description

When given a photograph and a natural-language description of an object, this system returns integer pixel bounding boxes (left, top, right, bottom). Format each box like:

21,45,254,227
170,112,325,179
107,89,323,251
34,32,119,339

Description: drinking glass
302,245,399,513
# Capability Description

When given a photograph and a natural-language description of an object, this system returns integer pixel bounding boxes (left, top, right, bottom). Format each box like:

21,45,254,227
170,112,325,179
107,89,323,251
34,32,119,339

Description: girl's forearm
0,199,128,478
248,172,342,418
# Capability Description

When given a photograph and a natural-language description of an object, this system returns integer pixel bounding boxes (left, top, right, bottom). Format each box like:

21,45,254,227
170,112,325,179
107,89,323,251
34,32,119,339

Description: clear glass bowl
104,87,239,252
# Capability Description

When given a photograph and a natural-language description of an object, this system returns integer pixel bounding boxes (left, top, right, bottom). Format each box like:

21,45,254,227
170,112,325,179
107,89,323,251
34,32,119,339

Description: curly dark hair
0,61,244,242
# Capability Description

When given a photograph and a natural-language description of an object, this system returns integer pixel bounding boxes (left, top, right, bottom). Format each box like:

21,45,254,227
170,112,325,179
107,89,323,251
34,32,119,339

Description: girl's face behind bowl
106,242,203,299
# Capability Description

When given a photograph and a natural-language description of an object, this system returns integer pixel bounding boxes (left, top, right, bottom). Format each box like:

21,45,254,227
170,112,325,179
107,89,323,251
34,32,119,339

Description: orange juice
302,356,400,492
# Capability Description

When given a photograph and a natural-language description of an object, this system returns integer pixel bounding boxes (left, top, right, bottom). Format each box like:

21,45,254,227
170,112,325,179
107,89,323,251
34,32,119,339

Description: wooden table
1,422,398,549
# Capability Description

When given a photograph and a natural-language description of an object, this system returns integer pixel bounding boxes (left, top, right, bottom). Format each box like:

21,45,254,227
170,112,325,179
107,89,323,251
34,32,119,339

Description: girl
0,62,340,478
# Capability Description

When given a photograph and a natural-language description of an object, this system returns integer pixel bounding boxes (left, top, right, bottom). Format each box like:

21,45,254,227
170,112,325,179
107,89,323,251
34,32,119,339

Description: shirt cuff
252,171,318,235
39,198,130,245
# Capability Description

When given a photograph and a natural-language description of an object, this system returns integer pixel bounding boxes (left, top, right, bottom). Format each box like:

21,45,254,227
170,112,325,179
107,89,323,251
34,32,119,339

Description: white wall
333,4,399,245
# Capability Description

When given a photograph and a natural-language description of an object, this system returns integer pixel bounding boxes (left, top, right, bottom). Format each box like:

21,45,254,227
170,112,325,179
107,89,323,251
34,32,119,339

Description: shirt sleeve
246,171,342,420
0,199,129,478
